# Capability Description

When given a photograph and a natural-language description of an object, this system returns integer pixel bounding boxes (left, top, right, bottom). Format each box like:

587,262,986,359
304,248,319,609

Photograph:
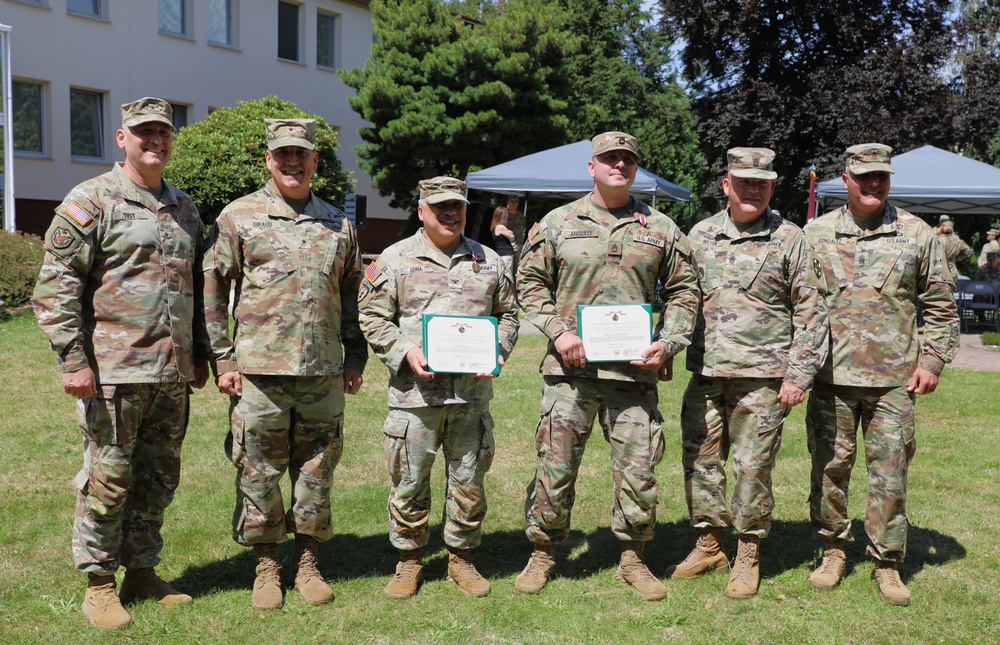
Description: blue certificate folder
421,314,501,375
576,304,653,362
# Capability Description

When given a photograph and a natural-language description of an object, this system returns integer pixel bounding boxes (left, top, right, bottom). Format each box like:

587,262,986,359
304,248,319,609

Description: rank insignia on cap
51,227,75,250
63,201,94,227
364,261,382,283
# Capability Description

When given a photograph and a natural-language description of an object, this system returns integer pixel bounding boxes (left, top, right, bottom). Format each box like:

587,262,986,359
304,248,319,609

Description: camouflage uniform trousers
806,381,916,562
226,374,344,546
680,376,786,538
525,376,665,545
73,382,188,574
383,403,495,551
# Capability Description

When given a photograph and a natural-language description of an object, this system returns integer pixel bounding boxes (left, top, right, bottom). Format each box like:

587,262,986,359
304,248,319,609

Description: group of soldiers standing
32,97,958,631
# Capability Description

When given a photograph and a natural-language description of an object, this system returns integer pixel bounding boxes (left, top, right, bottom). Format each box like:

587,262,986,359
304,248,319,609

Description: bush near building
0,230,43,314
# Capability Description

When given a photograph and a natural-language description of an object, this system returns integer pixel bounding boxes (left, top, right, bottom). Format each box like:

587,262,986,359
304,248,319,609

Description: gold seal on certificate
421,314,500,374
576,304,653,362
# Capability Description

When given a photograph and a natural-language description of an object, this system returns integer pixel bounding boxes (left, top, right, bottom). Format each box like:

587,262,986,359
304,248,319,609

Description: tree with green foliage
662,0,954,219
164,96,353,225
558,0,705,226
342,0,576,222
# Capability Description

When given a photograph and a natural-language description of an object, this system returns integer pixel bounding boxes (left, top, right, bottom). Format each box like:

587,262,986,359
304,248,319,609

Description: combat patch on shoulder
44,215,89,260
62,200,96,229
51,227,75,250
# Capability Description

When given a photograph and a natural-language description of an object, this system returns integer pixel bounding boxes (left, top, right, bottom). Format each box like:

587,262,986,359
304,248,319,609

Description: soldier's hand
344,368,364,394
405,348,434,378
476,355,505,379
907,367,939,395
62,366,98,399
778,382,806,413
217,371,243,397
554,332,586,368
631,341,668,371
192,359,210,389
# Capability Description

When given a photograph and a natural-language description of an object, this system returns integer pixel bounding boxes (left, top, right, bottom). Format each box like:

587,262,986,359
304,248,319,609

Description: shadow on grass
170,519,965,597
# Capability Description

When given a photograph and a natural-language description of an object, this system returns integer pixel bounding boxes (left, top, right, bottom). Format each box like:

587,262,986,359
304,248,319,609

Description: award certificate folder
576,304,652,362
421,314,500,375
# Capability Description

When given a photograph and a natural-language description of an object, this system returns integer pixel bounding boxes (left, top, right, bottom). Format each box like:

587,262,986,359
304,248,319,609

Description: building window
70,89,104,160
168,103,189,129
67,0,102,18
159,0,189,37
277,1,300,62
317,11,338,69
12,81,44,154
208,0,235,46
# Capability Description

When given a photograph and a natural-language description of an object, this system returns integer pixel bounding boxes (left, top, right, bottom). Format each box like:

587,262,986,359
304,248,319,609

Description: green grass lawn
1,310,998,644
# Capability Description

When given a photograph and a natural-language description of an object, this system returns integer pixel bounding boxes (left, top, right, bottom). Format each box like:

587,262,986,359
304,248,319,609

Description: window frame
11,79,46,157
158,0,193,39
316,9,340,71
69,88,106,162
66,0,105,20
167,102,190,130
207,0,237,48
277,1,303,63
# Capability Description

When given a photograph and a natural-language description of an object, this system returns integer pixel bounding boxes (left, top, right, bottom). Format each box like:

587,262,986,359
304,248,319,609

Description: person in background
490,206,516,274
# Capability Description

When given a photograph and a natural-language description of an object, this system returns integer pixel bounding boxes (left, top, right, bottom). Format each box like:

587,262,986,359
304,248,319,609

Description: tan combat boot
386,549,423,599
252,542,283,609
614,541,668,601
292,534,333,605
873,561,911,606
809,537,846,590
446,547,491,597
82,573,131,631
119,567,192,607
725,535,760,598
666,527,729,578
515,544,555,594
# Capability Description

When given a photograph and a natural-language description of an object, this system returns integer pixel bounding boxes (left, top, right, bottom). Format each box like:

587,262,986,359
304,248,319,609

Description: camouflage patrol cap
591,132,640,162
727,147,777,180
121,97,173,129
265,118,316,151
989,229,1000,237
938,214,951,224
846,143,894,175
418,176,469,205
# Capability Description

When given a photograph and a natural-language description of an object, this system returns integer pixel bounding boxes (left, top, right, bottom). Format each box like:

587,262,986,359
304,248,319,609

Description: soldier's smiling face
589,150,637,192
418,198,466,253
117,123,173,180
266,145,318,199
843,170,890,218
723,175,774,223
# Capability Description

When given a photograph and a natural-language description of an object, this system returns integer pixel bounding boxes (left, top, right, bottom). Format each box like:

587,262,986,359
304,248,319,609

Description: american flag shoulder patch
365,261,382,283
527,223,541,243
63,201,94,228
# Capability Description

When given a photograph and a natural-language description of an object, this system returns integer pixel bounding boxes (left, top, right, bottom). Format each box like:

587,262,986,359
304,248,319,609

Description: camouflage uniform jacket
359,231,518,408
33,163,209,383
517,194,699,383
203,183,367,376
978,240,1000,267
939,233,971,284
686,208,829,390
974,264,1000,282
804,202,959,386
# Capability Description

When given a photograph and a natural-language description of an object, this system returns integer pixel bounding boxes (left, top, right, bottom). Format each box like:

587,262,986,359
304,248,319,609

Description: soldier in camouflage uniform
974,251,1000,282
359,177,517,599
202,119,367,609
667,148,829,599
514,132,700,601
33,98,208,630
506,195,526,271
978,229,999,268
804,144,959,606
936,221,972,286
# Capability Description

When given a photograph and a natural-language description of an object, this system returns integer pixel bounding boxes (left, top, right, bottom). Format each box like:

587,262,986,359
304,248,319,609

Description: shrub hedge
0,230,43,311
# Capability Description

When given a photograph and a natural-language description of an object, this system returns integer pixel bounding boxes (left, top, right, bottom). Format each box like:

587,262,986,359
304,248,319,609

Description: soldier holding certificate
358,177,518,599
514,132,700,600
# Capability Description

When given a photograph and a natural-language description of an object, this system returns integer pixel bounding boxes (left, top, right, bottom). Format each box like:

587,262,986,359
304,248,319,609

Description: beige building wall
2,0,407,250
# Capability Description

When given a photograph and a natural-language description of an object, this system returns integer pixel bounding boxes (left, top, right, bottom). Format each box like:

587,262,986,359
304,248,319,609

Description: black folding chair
958,280,1000,333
